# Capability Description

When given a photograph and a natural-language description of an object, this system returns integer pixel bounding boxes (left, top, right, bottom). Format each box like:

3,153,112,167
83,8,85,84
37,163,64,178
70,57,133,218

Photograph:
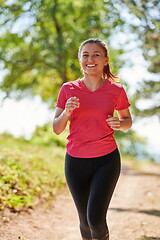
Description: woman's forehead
81,43,105,53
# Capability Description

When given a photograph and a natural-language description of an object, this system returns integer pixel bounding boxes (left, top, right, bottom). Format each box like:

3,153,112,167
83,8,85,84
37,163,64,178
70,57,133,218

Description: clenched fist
65,96,80,116
106,115,121,130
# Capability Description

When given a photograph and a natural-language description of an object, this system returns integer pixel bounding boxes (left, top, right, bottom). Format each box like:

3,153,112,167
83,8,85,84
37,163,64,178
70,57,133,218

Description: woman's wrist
63,109,71,118
119,118,132,131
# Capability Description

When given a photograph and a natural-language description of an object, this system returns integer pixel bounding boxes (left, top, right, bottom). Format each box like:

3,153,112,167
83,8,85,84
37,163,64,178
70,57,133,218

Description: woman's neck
81,75,105,92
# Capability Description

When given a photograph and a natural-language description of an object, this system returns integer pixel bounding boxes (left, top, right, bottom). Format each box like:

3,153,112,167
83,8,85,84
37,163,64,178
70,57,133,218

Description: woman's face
79,43,108,77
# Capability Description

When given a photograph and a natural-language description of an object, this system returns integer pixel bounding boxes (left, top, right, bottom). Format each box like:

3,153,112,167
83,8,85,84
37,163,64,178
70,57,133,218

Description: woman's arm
107,108,132,131
53,96,80,135
53,107,69,135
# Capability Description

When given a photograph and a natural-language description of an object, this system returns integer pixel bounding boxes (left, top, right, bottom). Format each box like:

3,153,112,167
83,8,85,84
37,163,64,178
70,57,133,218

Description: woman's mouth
86,64,97,68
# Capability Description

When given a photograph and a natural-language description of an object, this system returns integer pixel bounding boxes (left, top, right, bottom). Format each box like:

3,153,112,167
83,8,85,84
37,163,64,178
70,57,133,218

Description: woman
53,38,132,240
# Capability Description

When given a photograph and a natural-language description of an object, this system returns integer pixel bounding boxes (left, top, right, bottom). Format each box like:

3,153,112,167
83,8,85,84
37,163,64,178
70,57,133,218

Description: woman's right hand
65,96,80,116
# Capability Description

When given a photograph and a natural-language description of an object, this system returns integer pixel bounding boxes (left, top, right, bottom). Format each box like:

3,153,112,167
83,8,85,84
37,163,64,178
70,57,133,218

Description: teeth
87,64,96,67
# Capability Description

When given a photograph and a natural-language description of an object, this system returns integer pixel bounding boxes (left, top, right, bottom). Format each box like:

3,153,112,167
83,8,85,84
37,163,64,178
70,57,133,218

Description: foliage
122,0,160,74
0,0,124,106
134,80,160,117
117,0,160,117
114,129,152,160
28,123,68,147
0,133,65,211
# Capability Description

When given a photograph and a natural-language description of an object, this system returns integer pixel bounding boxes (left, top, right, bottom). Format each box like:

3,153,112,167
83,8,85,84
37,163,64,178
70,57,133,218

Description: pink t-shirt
56,79,131,158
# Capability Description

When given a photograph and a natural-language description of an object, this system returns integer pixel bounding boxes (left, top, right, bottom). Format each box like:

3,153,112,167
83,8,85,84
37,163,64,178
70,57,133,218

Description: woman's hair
78,38,119,82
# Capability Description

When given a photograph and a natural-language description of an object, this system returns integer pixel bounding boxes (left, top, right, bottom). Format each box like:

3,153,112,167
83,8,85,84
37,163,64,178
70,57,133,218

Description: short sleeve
115,87,131,110
56,84,67,109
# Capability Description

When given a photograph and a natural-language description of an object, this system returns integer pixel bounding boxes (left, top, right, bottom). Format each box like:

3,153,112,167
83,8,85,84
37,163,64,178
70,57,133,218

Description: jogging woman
53,38,132,240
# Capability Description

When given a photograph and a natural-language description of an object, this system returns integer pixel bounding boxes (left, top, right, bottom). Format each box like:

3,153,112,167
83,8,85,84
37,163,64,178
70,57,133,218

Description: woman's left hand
106,115,121,130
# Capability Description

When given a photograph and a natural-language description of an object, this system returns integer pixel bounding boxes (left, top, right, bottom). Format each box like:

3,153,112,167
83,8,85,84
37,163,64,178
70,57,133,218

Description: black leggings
65,148,121,240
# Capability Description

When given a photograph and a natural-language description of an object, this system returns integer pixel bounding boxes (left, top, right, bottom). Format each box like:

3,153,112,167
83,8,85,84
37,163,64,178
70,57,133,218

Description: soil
0,161,160,240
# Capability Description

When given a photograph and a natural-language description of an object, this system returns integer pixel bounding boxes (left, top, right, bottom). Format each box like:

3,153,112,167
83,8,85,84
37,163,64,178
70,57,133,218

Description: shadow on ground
136,237,160,240
109,208,160,217
121,165,160,177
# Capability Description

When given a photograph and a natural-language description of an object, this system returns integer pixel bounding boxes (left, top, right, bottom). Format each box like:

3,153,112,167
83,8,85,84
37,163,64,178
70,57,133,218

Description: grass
0,133,66,212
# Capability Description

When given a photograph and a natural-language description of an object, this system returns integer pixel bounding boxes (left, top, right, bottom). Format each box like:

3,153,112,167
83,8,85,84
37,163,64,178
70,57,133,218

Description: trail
0,162,160,240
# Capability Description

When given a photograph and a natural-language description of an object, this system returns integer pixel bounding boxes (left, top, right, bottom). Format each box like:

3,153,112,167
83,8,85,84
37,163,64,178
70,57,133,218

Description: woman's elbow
52,126,61,135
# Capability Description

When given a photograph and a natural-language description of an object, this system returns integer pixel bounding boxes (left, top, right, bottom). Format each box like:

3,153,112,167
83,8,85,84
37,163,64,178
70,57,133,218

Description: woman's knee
80,219,92,239
90,225,107,239
87,216,108,239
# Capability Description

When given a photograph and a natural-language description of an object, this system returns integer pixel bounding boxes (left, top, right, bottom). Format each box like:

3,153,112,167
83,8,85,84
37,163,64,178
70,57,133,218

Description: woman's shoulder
109,79,123,88
62,79,81,89
106,79,124,91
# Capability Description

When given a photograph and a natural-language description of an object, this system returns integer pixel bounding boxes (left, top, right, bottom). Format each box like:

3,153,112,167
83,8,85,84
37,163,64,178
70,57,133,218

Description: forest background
0,0,159,211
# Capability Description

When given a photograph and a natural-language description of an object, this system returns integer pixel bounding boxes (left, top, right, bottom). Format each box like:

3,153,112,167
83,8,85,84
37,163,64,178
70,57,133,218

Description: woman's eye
82,54,100,58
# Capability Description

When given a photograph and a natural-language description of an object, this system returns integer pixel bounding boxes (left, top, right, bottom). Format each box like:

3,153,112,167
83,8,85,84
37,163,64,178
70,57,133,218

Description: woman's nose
88,55,94,61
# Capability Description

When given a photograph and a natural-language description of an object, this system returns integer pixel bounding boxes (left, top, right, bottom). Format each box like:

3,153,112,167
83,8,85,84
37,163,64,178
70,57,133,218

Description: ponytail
103,63,119,82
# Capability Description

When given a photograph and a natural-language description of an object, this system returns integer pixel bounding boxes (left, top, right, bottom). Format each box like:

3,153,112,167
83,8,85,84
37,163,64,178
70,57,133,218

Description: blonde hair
78,38,119,82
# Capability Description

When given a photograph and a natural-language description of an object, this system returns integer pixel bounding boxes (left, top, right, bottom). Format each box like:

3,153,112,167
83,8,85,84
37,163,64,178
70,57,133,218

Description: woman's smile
86,64,97,68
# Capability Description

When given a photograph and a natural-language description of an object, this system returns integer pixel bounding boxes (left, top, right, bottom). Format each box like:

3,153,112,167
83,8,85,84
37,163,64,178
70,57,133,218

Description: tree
116,0,160,117
0,0,123,106
0,0,154,160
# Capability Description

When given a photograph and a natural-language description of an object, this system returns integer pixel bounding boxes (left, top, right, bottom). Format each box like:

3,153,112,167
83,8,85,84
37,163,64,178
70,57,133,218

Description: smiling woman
53,38,132,240
78,38,118,84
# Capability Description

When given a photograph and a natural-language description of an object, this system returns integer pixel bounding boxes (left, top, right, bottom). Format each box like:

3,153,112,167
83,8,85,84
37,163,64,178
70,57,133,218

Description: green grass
0,133,66,212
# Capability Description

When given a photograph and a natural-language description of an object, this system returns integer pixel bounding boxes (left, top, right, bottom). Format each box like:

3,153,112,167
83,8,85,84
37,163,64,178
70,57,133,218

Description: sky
0,94,52,139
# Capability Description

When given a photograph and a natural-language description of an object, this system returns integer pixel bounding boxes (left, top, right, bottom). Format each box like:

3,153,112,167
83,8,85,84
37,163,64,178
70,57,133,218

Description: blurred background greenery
0,0,159,211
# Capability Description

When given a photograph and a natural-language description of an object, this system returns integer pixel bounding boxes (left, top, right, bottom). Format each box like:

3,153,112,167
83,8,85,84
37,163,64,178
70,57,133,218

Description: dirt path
0,162,160,240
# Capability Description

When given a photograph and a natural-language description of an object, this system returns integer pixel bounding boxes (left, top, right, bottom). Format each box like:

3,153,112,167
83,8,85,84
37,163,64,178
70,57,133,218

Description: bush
0,133,65,211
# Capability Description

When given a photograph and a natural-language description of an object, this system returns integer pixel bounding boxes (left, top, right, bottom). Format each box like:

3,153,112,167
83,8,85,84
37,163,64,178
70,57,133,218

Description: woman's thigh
65,149,121,222
65,153,91,216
